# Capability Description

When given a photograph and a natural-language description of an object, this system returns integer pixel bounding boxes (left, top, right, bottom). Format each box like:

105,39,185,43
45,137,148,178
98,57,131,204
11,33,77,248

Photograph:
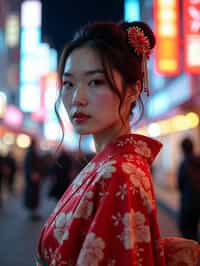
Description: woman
36,21,199,265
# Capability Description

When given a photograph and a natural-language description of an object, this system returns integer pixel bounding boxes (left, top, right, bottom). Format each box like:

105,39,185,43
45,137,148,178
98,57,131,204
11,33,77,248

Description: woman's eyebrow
63,72,73,78
63,69,104,77
84,69,104,76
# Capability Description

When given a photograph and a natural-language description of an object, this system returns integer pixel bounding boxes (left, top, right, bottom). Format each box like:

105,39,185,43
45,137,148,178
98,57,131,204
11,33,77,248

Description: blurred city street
0,181,180,266
0,0,200,265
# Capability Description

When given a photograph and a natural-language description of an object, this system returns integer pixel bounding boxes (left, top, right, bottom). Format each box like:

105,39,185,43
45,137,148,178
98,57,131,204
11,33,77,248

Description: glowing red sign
183,0,200,74
154,0,180,76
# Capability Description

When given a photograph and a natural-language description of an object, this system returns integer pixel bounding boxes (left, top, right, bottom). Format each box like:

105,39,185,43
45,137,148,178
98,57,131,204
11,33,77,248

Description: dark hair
55,21,155,147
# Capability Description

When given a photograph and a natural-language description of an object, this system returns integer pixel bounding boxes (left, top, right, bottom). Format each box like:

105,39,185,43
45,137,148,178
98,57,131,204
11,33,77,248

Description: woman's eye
89,79,105,87
62,81,73,90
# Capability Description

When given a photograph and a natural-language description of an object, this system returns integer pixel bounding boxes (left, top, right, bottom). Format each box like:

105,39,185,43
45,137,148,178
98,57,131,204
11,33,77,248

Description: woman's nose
72,86,88,106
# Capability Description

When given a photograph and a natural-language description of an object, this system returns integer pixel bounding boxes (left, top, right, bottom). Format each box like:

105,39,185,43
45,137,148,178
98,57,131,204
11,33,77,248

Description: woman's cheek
90,89,117,108
62,92,72,108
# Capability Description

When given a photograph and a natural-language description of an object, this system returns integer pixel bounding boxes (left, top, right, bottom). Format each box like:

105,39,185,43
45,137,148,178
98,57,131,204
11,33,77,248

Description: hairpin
127,26,151,96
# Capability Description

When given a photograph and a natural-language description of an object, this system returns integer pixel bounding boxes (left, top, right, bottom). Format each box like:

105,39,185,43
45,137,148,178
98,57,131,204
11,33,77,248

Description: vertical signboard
183,0,200,74
19,0,41,112
154,0,180,75
124,0,140,21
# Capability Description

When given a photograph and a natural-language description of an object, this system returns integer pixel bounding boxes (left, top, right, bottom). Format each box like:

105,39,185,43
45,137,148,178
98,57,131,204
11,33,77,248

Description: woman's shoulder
112,152,150,171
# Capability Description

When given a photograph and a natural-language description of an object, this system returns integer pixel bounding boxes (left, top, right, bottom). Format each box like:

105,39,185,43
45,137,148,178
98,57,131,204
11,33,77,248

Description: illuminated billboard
154,0,180,76
124,0,140,21
183,0,200,74
19,1,42,112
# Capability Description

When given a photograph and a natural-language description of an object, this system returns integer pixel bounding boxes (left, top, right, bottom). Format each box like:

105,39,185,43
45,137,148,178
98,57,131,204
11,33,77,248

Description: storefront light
21,0,41,28
16,134,31,148
183,0,200,74
5,14,19,48
148,123,161,137
136,112,199,136
172,115,186,131
160,120,171,135
0,92,7,118
158,9,175,20
2,133,15,146
186,112,199,128
158,0,174,6
154,0,180,75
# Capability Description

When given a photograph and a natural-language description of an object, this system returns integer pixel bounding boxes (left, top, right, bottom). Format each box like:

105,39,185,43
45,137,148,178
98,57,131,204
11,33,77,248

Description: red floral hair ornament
127,26,151,96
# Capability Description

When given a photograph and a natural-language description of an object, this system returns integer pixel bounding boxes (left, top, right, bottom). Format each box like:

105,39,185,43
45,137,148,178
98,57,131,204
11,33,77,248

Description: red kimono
36,133,166,266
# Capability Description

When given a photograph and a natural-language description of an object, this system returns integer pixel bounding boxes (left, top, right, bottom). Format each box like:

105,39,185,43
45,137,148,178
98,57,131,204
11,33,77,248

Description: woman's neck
93,124,131,153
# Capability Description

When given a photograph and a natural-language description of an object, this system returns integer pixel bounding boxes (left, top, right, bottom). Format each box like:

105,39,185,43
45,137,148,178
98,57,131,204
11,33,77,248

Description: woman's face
61,46,132,138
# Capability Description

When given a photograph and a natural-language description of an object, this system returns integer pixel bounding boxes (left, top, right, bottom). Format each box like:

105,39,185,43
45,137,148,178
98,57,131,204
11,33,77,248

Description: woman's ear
127,80,142,102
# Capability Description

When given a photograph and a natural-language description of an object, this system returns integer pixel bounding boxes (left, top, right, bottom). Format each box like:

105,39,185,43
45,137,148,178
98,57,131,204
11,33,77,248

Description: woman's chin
74,127,91,135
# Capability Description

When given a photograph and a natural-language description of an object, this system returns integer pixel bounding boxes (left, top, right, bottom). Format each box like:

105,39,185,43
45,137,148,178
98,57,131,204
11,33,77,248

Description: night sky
41,0,124,54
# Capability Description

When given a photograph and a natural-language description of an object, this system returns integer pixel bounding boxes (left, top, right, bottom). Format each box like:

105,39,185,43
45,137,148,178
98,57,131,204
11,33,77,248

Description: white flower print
116,136,135,147
116,140,125,147
98,190,109,200
132,211,151,243
122,162,154,213
50,253,67,266
122,162,150,191
98,179,110,200
44,247,54,261
97,160,116,179
136,247,144,266
115,184,127,200
122,162,136,175
134,140,151,158
120,211,134,250
123,154,145,169
43,248,67,266
71,162,96,190
139,187,154,213
112,212,122,226
74,193,94,219
123,154,135,161
120,209,150,249
53,212,73,244
77,232,105,266
86,191,93,199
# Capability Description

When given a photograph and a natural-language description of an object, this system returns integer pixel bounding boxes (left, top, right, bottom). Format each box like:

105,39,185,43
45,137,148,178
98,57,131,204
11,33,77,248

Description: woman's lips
72,113,90,123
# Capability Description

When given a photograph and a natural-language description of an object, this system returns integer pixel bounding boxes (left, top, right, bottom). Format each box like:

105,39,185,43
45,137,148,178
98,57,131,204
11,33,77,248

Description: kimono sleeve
76,157,165,266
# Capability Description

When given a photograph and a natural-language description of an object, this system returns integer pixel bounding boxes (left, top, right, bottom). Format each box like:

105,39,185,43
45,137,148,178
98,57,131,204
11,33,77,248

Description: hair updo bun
118,21,156,55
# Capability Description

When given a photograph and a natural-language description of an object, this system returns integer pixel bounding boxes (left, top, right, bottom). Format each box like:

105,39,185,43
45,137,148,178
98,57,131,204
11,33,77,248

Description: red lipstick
72,112,90,123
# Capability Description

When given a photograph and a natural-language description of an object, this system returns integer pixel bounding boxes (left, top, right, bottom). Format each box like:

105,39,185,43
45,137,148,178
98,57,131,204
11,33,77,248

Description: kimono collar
97,133,162,166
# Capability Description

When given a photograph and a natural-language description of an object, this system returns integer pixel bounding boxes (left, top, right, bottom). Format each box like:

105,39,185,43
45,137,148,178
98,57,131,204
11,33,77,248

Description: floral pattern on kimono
36,134,166,266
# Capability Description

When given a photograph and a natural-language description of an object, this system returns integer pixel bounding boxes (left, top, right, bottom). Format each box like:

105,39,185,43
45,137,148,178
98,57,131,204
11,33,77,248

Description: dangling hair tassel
142,54,150,96
127,25,151,96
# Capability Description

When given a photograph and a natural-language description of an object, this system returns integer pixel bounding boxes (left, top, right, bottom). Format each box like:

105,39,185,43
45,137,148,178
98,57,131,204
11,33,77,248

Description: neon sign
183,0,200,74
154,0,180,75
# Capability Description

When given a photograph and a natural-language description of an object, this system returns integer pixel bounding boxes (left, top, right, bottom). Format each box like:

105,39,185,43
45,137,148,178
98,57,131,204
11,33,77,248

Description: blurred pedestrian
36,20,167,266
23,138,42,221
48,148,73,200
177,137,200,242
3,150,17,194
0,153,4,207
